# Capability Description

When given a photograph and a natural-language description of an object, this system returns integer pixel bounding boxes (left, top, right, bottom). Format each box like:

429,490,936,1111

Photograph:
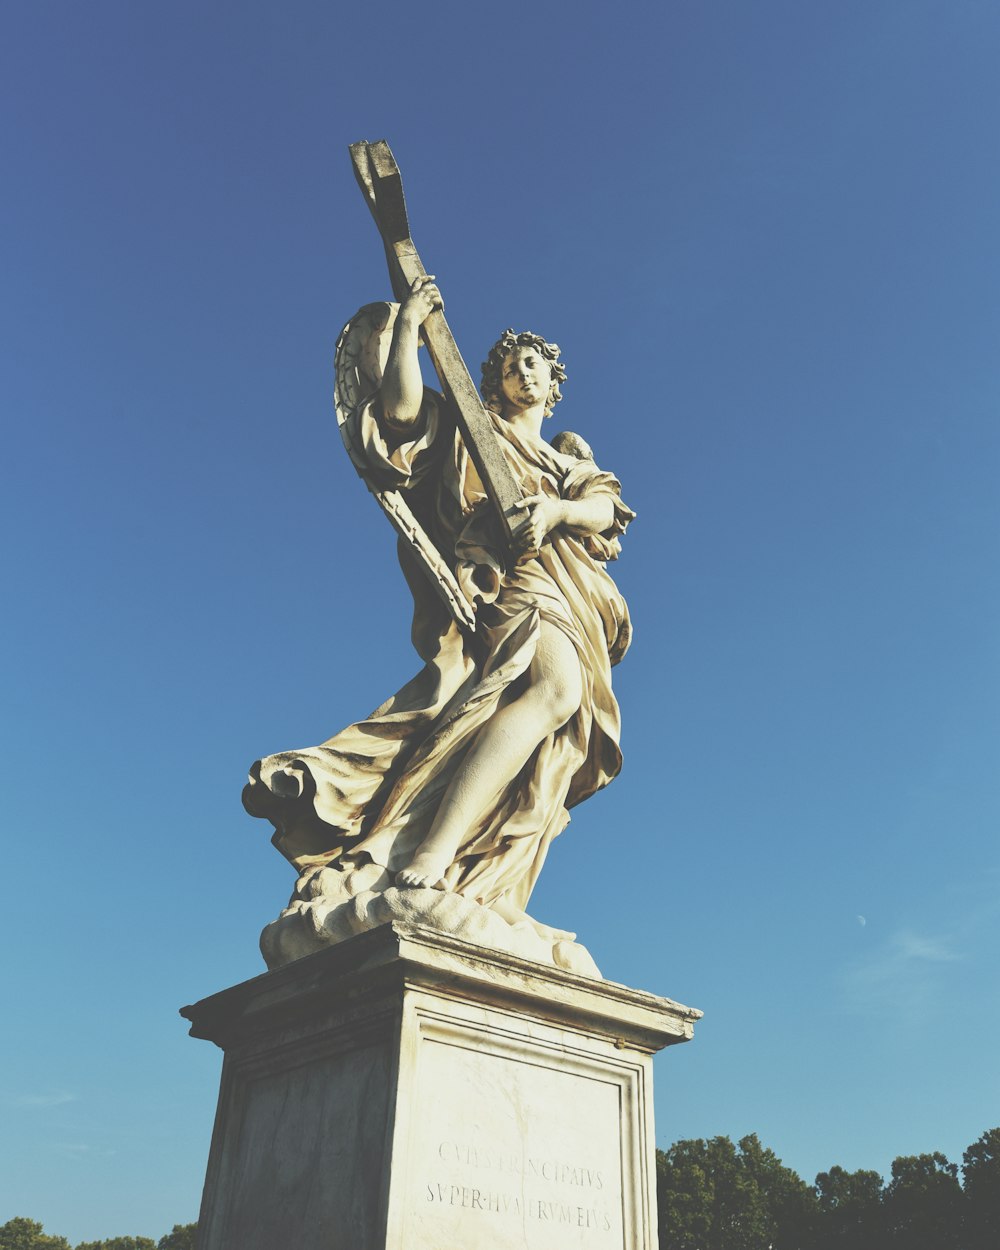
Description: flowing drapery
243,392,633,913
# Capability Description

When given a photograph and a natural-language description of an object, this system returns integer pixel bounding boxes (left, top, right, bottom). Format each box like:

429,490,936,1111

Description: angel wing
334,302,476,633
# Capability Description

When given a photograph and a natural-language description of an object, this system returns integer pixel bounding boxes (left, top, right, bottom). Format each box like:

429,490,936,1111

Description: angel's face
500,346,553,414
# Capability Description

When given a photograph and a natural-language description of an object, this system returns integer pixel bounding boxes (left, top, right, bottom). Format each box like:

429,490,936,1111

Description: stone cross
349,139,523,561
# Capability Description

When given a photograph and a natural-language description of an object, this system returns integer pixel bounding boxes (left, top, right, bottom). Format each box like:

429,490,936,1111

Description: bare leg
396,622,582,888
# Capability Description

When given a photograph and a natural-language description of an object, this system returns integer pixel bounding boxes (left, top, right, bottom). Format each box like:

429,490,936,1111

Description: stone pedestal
182,922,699,1250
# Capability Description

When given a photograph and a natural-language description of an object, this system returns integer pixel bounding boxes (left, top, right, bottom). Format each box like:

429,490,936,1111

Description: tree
657,1137,718,1250
882,1152,963,1250
657,1134,815,1250
963,1127,1000,1250
737,1134,818,1250
0,1222,197,1250
0,1219,70,1250
813,1164,884,1250
156,1229,196,1250
74,1239,155,1250
712,1136,771,1250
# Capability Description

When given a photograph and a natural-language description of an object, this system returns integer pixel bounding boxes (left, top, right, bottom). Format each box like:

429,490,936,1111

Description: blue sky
2,1,998,1242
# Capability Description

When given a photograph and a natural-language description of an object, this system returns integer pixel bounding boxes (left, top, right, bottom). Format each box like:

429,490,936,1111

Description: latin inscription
409,1036,626,1248
423,1141,614,1234
436,1140,605,1188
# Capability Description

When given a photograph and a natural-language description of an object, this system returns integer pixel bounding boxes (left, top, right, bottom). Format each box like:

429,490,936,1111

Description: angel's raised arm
378,275,443,429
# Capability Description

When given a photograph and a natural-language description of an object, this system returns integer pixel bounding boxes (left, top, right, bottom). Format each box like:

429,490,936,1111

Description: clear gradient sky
2,1,998,1243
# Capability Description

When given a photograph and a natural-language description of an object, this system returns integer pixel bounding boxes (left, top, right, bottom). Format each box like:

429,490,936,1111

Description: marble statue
242,145,634,977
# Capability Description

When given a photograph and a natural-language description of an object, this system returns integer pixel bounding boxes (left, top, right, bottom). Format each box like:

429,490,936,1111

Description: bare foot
395,850,451,890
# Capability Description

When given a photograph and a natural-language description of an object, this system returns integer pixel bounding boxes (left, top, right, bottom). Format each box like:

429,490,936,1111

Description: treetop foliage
151,1230,196,1250
657,1126,999,1250
75,1240,156,1250
962,1127,1000,1250
0,1218,70,1250
0,1222,196,1250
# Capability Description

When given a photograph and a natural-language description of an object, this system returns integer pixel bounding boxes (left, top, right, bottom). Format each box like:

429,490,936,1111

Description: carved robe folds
243,391,634,915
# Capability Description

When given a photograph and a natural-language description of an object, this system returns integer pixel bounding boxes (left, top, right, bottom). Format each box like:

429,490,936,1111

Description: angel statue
243,275,634,977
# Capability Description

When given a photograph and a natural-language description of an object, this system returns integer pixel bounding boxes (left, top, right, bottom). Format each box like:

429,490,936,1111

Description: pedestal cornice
181,921,700,1056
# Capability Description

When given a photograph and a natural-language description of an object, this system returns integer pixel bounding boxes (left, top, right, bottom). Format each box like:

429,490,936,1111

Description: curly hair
480,329,567,418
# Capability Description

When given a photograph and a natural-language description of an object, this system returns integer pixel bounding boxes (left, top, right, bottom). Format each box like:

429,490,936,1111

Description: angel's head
480,330,566,419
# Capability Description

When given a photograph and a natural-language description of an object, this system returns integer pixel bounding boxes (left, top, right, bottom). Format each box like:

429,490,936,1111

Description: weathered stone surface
242,144,638,965
182,923,700,1250
259,860,604,978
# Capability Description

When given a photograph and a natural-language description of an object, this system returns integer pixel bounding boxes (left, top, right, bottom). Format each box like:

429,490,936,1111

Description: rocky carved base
260,862,604,979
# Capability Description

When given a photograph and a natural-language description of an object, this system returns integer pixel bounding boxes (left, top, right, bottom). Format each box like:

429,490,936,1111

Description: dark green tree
813,1164,884,1250
882,1152,963,1250
657,1136,718,1250
0,1219,70,1250
963,1127,1000,1250
74,1239,155,1250
737,1134,818,1250
657,1134,815,1250
155,1228,196,1250
156,1229,196,1250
